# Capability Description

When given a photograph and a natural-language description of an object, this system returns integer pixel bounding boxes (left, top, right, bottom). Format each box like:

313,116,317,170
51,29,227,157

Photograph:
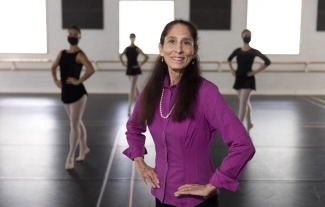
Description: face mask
243,37,251,44
68,37,78,45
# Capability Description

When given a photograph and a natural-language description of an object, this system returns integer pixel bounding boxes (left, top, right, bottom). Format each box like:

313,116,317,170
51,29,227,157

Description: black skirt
61,83,88,104
233,75,256,90
126,65,142,76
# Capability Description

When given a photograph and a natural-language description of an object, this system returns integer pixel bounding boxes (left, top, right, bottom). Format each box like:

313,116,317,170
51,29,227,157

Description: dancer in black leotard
51,25,95,170
119,33,149,116
228,29,271,132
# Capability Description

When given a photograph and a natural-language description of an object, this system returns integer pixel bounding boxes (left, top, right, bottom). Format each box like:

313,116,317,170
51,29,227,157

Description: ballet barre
0,59,325,73
0,59,53,71
93,60,221,72
221,61,310,73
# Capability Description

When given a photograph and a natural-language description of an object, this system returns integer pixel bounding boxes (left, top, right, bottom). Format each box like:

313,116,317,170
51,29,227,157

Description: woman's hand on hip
54,80,62,88
134,157,160,188
247,71,255,77
174,183,216,197
66,77,80,85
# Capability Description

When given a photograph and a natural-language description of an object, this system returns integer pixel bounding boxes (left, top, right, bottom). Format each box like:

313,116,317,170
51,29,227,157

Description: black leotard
59,50,87,104
228,48,271,90
125,46,142,76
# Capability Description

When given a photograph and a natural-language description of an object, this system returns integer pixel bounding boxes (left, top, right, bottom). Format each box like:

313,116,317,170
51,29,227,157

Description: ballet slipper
76,148,90,161
65,157,74,170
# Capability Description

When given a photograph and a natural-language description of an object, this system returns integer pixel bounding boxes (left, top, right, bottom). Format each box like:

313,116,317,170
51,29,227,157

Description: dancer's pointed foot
247,123,254,133
65,157,74,170
76,148,90,162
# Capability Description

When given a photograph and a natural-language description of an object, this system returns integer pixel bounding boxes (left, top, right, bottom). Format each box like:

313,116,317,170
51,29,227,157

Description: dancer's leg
75,121,90,161
64,104,74,169
64,95,88,168
128,75,139,115
78,121,88,151
236,90,243,121
134,83,140,100
236,90,242,100
237,89,252,122
245,93,253,131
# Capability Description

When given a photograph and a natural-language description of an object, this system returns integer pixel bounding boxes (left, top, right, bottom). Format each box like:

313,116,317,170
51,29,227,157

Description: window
247,0,302,54
119,1,174,54
0,0,47,53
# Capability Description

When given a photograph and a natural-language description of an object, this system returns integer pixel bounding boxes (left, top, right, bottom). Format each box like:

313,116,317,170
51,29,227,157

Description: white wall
0,0,324,95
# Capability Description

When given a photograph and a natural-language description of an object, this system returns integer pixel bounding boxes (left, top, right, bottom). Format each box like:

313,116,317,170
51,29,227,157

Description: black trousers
155,195,219,207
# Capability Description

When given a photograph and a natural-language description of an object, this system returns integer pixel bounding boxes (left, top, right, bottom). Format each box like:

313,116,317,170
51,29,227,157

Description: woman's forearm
228,61,235,72
51,67,58,81
78,69,94,84
140,55,149,66
255,64,267,74
119,54,125,65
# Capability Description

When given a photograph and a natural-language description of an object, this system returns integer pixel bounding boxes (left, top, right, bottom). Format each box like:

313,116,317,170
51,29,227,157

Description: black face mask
243,37,251,44
68,37,78,45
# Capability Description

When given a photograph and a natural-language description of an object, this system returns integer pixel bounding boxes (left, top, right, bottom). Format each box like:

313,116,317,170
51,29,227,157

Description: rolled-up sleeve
123,93,148,160
204,84,255,192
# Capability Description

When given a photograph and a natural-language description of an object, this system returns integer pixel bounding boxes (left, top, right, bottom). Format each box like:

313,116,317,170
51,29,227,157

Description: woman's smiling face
159,24,197,71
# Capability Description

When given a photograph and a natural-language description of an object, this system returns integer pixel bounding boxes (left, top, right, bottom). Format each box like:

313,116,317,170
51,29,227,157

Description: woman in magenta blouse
123,20,255,207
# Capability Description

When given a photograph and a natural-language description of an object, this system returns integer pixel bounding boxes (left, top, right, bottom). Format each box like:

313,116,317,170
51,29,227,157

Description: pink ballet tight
128,75,140,114
236,89,253,131
64,94,88,159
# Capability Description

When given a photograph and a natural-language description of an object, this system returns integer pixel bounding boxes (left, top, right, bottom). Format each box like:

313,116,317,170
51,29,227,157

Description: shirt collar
163,74,180,88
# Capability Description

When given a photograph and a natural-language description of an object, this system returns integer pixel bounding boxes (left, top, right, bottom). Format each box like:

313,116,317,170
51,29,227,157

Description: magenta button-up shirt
123,76,255,207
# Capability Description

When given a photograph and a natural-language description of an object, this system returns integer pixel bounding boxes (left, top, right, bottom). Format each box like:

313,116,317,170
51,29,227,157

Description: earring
162,57,164,62
192,61,194,65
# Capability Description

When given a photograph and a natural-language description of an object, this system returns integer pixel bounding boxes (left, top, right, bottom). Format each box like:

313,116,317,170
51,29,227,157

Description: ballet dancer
119,33,149,116
228,29,271,132
51,25,95,169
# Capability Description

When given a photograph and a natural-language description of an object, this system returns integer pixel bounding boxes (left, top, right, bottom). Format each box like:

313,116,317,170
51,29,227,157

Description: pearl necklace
160,88,176,119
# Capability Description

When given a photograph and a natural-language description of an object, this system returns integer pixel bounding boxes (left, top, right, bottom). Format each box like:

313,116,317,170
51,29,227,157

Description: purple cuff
209,168,239,192
123,146,148,160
